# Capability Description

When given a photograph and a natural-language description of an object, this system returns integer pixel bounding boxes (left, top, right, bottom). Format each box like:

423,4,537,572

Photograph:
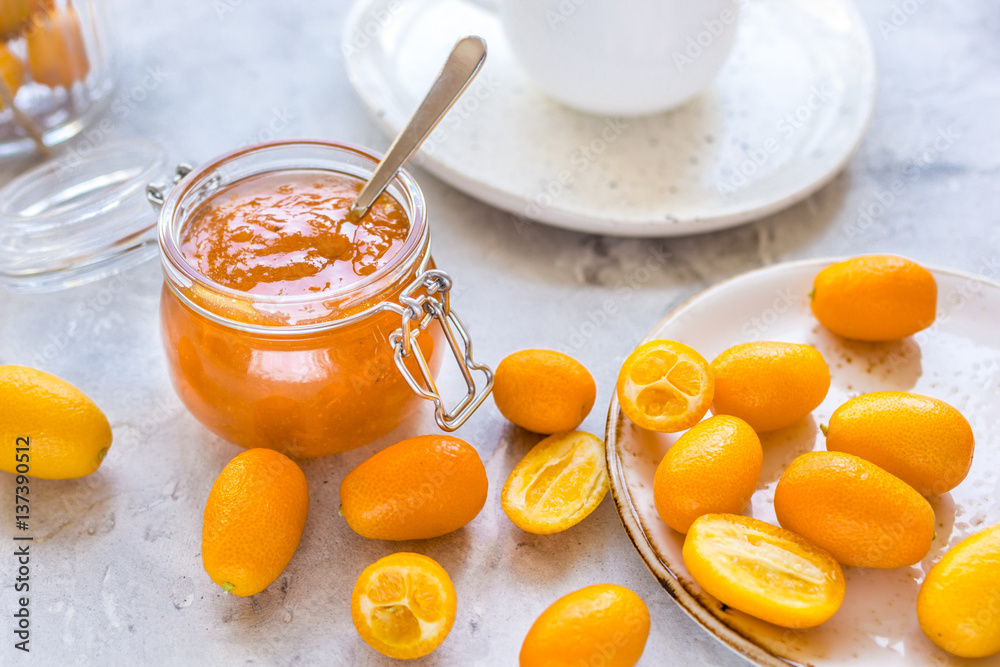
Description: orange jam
178,170,409,296
160,168,440,458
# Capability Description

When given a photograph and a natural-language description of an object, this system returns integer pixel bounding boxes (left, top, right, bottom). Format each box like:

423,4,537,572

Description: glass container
0,0,115,156
153,139,492,457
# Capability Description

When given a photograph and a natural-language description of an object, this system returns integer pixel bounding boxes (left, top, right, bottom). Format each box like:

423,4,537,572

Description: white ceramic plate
605,258,1000,666
343,0,876,237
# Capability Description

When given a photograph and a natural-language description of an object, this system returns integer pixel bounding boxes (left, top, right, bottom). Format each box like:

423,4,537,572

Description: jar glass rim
157,139,429,330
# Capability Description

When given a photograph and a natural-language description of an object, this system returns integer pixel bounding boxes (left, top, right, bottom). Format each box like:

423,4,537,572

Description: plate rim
343,0,878,237
604,257,1000,667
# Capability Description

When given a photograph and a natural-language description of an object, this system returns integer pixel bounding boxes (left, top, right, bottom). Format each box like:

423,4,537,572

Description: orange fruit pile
0,1,89,110
606,256,993,652
16,249,978,660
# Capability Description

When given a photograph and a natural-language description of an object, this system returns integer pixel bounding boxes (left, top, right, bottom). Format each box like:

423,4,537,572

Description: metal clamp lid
388,268,493,431
146,163,194,208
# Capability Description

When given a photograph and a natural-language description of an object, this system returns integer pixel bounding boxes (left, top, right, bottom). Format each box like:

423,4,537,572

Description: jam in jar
155,140,491,457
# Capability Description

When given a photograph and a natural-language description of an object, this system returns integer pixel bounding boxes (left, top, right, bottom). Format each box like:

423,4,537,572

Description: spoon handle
350,35,488,219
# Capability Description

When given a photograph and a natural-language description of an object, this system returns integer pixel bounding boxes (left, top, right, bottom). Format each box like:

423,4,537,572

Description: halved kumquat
502,431,608,535
616,340,714,433
683,514,845,629
351,552,457,660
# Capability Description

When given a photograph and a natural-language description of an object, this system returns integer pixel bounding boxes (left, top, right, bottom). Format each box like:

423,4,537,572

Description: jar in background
155,140,492,458
0,0,115,156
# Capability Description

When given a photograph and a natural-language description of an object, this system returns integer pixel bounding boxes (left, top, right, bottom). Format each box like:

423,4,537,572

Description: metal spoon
349,35,488,220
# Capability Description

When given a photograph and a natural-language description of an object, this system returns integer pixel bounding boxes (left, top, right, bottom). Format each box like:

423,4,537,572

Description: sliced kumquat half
616,340,714,432
502,431,608,535
351,552,457,659
683,514,845,629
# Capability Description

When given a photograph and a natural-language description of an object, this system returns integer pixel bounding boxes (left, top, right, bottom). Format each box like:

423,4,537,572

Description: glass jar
0,0,115,156
154,140,492,458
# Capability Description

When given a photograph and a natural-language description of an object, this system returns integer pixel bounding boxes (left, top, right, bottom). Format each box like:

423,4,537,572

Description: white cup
497,0,742,116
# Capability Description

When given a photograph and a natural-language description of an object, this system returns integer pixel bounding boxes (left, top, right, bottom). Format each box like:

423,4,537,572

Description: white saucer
343,0,876,237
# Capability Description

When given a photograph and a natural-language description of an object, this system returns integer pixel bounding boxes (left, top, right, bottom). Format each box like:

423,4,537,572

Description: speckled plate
605,258,1000,666
343,0,876,237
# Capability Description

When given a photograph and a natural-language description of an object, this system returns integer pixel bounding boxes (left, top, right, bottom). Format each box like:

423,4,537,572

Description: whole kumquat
0,365,111,480
340,435,488,541
825,391,974,496
201,448,309,596
493,349,597,434
653,415,762,534
774,451,934,569
810,255,937,341
710,341,830,433
520,584,650,667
